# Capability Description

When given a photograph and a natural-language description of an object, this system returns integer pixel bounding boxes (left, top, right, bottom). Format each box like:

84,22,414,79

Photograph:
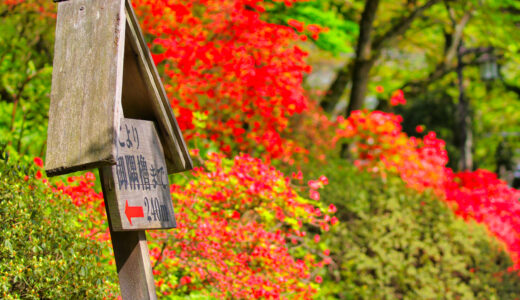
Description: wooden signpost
45,0,193,298
103,118,177,231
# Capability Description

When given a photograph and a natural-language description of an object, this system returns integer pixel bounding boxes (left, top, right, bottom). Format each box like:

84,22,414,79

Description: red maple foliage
49,153,334,298
336,109,520,271
445,170,520,267
133,0,324,164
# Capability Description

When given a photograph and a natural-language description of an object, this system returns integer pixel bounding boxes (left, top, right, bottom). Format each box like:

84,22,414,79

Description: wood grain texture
104,118,176,231
123,0,193,174
100,168,157,300
45,0,126,177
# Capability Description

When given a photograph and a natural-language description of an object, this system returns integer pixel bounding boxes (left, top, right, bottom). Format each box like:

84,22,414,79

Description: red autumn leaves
46,153,334,298
336,110,520,271
133,0,325,164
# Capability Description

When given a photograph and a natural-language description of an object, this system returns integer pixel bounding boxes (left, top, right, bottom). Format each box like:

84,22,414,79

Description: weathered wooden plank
100,167,157,300
45,0,126,177
123,0,193,174
103,118,176,231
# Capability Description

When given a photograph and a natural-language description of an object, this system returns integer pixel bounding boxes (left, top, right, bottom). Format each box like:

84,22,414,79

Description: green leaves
0,158,117,299
308,160,520,299
0,1,54,157
267,0,358,55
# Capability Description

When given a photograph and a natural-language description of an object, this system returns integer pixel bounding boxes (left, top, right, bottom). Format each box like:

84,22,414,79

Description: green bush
0,154,116,299
310,160,520,299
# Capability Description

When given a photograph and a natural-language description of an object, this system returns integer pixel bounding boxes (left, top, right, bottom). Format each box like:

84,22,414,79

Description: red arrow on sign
125,200,144,225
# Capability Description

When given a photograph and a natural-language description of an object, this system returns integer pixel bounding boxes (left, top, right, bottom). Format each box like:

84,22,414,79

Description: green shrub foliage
0,155,116,299
312,160,520,299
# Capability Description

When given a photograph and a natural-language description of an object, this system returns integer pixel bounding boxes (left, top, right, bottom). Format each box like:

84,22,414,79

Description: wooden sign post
45,0,193,298
100,118,177,299
103,118,177,231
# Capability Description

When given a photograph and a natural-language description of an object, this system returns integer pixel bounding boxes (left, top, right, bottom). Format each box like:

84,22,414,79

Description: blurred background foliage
307,160,520,299
0,1,54,158
2,0,520,175
1,0,520,298
0,151,118,299
276,0,520,176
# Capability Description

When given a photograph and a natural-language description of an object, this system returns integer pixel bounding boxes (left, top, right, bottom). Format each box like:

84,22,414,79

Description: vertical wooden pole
100,166,157,300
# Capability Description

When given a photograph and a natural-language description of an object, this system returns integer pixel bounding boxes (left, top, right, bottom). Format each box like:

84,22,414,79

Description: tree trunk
346,59,375,115
338,0,379,159
322,0,440,116
457,98,473,171
320,0,379,115
344,0,380,117
456,41,473,171
457,100,473,171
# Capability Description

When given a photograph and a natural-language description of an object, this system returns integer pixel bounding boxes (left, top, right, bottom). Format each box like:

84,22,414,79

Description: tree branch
356,0,381,61
402,5,473,94
444,7,471,65
372,0,442,54
402,59,482,93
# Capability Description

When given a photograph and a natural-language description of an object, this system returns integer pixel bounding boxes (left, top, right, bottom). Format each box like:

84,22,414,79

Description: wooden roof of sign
45,0,192,177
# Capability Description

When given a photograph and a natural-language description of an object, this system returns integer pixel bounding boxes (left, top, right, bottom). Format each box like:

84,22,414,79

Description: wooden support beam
100,166,157,299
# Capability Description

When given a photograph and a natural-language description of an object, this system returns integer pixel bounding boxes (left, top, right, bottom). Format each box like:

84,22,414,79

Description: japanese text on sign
108,118,176,230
